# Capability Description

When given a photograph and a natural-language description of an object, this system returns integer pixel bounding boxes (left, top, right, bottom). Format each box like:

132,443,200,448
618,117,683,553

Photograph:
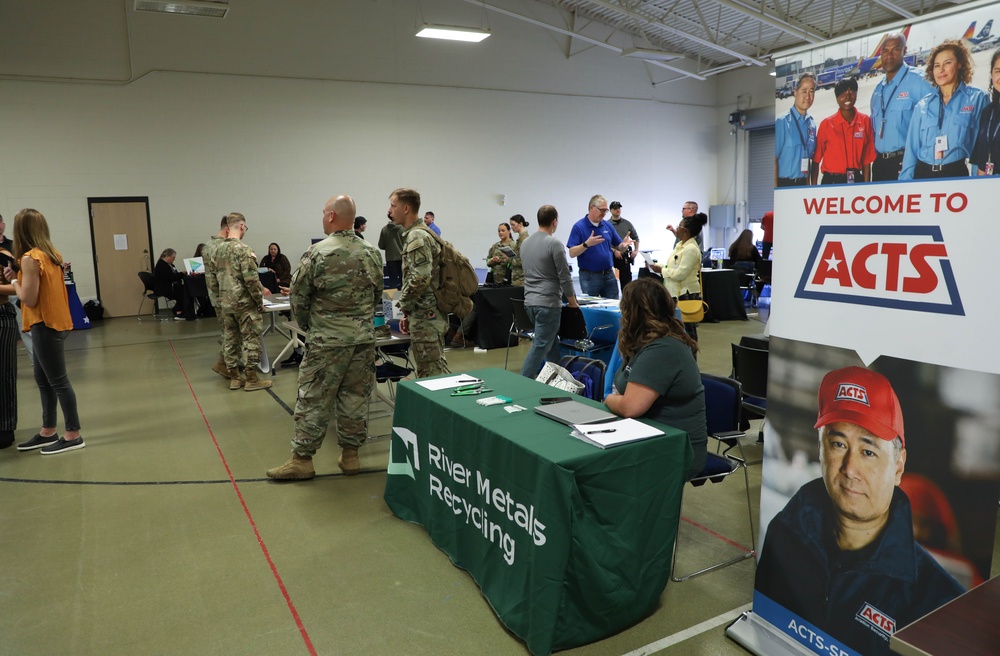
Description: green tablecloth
383,368,692,655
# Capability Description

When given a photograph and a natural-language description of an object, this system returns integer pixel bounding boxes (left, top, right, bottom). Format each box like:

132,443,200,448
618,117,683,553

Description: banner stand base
726,611,812,656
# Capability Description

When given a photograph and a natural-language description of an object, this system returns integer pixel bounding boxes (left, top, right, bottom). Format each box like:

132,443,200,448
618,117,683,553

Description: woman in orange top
3,209,84,455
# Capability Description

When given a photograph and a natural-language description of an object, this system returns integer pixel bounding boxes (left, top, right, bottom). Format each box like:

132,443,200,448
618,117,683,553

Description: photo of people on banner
753,338,998,656
775,7,1000,185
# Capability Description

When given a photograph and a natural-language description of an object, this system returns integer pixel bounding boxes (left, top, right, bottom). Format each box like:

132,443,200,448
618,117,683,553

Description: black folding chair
505,298,534,370
731,342,768,444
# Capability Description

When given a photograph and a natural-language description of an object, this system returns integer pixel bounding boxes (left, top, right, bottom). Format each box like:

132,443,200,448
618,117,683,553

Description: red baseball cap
814,366,905,447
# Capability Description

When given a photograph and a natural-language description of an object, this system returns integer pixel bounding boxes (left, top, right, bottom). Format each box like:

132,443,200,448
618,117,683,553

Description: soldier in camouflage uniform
388,188,449,378
202,216,231,379
266,195,383,480
509,214,529,286
205,213,272,391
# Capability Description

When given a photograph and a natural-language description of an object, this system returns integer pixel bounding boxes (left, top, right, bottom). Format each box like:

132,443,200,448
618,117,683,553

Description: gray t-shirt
520,231,575,308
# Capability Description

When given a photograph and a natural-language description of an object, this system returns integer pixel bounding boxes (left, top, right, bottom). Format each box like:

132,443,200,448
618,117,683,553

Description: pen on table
586,429,616,434
455,378,481,384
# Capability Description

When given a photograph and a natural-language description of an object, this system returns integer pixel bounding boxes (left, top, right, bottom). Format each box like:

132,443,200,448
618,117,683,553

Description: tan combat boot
244,368,272,391
338,447,360,476
228,368,244,390
211,355,231,379
266,453,315,480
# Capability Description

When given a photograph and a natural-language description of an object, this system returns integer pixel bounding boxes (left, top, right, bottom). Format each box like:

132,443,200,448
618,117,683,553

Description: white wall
0,71,720,300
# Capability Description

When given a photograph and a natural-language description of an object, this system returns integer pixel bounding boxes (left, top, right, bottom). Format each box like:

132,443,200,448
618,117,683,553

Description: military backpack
417,224,478,318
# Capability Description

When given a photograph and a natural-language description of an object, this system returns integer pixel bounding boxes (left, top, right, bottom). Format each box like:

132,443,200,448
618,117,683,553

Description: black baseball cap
610,201,622,209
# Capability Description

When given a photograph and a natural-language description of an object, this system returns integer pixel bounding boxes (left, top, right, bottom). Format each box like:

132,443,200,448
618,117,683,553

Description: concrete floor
0,304,770,655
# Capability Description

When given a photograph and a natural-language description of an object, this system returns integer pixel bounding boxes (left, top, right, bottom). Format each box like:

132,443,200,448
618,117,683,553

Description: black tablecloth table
701,269,747,322
472,285,523,349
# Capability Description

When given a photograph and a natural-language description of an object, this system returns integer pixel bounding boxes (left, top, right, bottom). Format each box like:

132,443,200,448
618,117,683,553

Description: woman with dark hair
604,278,706,480
647,212,708,341
813,76,876,184
728,229,762,264
3,209,85,455
971,48,1000,175
154,248,194,320
194,243,206,258
900,39,988,179
508,214,529,286
486,222,515,284
260,242,291,286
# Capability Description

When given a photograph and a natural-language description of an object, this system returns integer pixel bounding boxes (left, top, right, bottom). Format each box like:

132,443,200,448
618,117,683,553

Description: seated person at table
260,242,291,286
486,222,515,284
604,278,706,480
153,248,194,320
194,243,205,258
728,228,763,298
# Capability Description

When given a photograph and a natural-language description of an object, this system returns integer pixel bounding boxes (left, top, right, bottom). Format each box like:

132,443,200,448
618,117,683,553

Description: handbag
677,268,707,323
677,299,707,323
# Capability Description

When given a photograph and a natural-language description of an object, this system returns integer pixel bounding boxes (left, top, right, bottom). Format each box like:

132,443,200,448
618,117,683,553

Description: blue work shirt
566,216,621,272
870,63,934,154
900,83,988,179
775,108,817,180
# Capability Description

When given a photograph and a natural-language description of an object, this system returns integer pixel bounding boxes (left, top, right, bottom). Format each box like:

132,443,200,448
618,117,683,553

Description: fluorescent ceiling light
621,47,683,62
134,0,229,18
416,24,491,43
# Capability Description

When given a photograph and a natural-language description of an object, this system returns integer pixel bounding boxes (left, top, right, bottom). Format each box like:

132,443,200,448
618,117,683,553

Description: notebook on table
534,400,616,426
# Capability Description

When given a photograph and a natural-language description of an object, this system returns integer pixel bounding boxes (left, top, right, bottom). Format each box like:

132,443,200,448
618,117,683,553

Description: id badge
934,135,948,160
846,170,855,184
987,161,995,176
800,158,810,176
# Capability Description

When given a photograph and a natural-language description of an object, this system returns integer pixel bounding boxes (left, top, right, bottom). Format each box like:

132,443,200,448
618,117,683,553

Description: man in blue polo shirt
566,194,633,299
775,72,818,187
870,33,934,181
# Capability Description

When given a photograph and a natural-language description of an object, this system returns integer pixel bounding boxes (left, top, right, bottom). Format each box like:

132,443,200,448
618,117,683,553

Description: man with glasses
207,212,272,391
566,194,633,299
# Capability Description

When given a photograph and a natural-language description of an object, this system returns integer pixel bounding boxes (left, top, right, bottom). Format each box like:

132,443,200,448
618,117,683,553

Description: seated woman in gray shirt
604,278,706,479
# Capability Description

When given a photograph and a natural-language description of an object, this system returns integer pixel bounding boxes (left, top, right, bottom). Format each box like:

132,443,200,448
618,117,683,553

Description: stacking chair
367,344,414,438
137,271,171,321
702,373,751,462
505,298,534,370
732,261,758,306
670,374,757,582
754,260,772,299
557,355,607,402
731,343,768,443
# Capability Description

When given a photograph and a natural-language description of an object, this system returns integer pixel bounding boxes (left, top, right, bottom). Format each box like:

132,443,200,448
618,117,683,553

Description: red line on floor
680,515,753,553
169,341,317,656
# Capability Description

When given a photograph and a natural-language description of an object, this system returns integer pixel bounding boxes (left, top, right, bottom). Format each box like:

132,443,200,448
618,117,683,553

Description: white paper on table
570,418,663,448
416,374,485,391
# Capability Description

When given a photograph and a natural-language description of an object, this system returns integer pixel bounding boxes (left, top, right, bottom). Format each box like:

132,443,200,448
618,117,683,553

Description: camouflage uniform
200,235,225,308
289,230,383,455
511,230,528,286
399,224,449,378
206,238,265,369
487,240,513,284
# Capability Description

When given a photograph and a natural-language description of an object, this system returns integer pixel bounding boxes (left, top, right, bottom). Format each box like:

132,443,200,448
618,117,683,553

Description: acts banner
742,3,1000,656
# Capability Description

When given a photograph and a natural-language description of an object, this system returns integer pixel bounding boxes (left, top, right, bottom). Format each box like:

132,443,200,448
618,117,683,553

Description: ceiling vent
134,1,229,19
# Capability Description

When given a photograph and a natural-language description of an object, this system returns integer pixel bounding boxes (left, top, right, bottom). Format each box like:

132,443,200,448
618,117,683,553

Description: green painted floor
0,308,772,655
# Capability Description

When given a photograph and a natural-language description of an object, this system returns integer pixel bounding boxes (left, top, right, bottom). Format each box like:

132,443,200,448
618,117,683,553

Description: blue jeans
520,305,562,378
578,269,619,299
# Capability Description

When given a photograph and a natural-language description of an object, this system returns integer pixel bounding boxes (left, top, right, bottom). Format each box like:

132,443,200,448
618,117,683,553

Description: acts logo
856,602,896,640
836,384,870,405
795,226,964,315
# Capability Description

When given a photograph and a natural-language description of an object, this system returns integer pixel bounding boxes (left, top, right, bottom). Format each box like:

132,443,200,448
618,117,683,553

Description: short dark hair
834,76,858,97
391,188,421,214
424,211,434,218
536,205,558,227
354,216,367,229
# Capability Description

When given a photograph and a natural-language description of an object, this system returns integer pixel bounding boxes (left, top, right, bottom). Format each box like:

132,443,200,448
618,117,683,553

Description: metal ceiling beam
869,0,916,19
709,0,827,43
455,0,706,80
565,0,767,65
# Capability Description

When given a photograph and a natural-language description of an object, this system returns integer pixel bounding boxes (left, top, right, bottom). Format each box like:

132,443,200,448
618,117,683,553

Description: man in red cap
755,366,962,656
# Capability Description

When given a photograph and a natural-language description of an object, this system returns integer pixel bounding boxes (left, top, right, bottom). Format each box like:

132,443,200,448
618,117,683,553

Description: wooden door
89,198,153,318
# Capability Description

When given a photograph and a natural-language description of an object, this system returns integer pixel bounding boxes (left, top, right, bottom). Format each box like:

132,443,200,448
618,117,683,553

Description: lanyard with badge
985,105,999,175
934,91,950,161
878,67,909,140
793,111,811,177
